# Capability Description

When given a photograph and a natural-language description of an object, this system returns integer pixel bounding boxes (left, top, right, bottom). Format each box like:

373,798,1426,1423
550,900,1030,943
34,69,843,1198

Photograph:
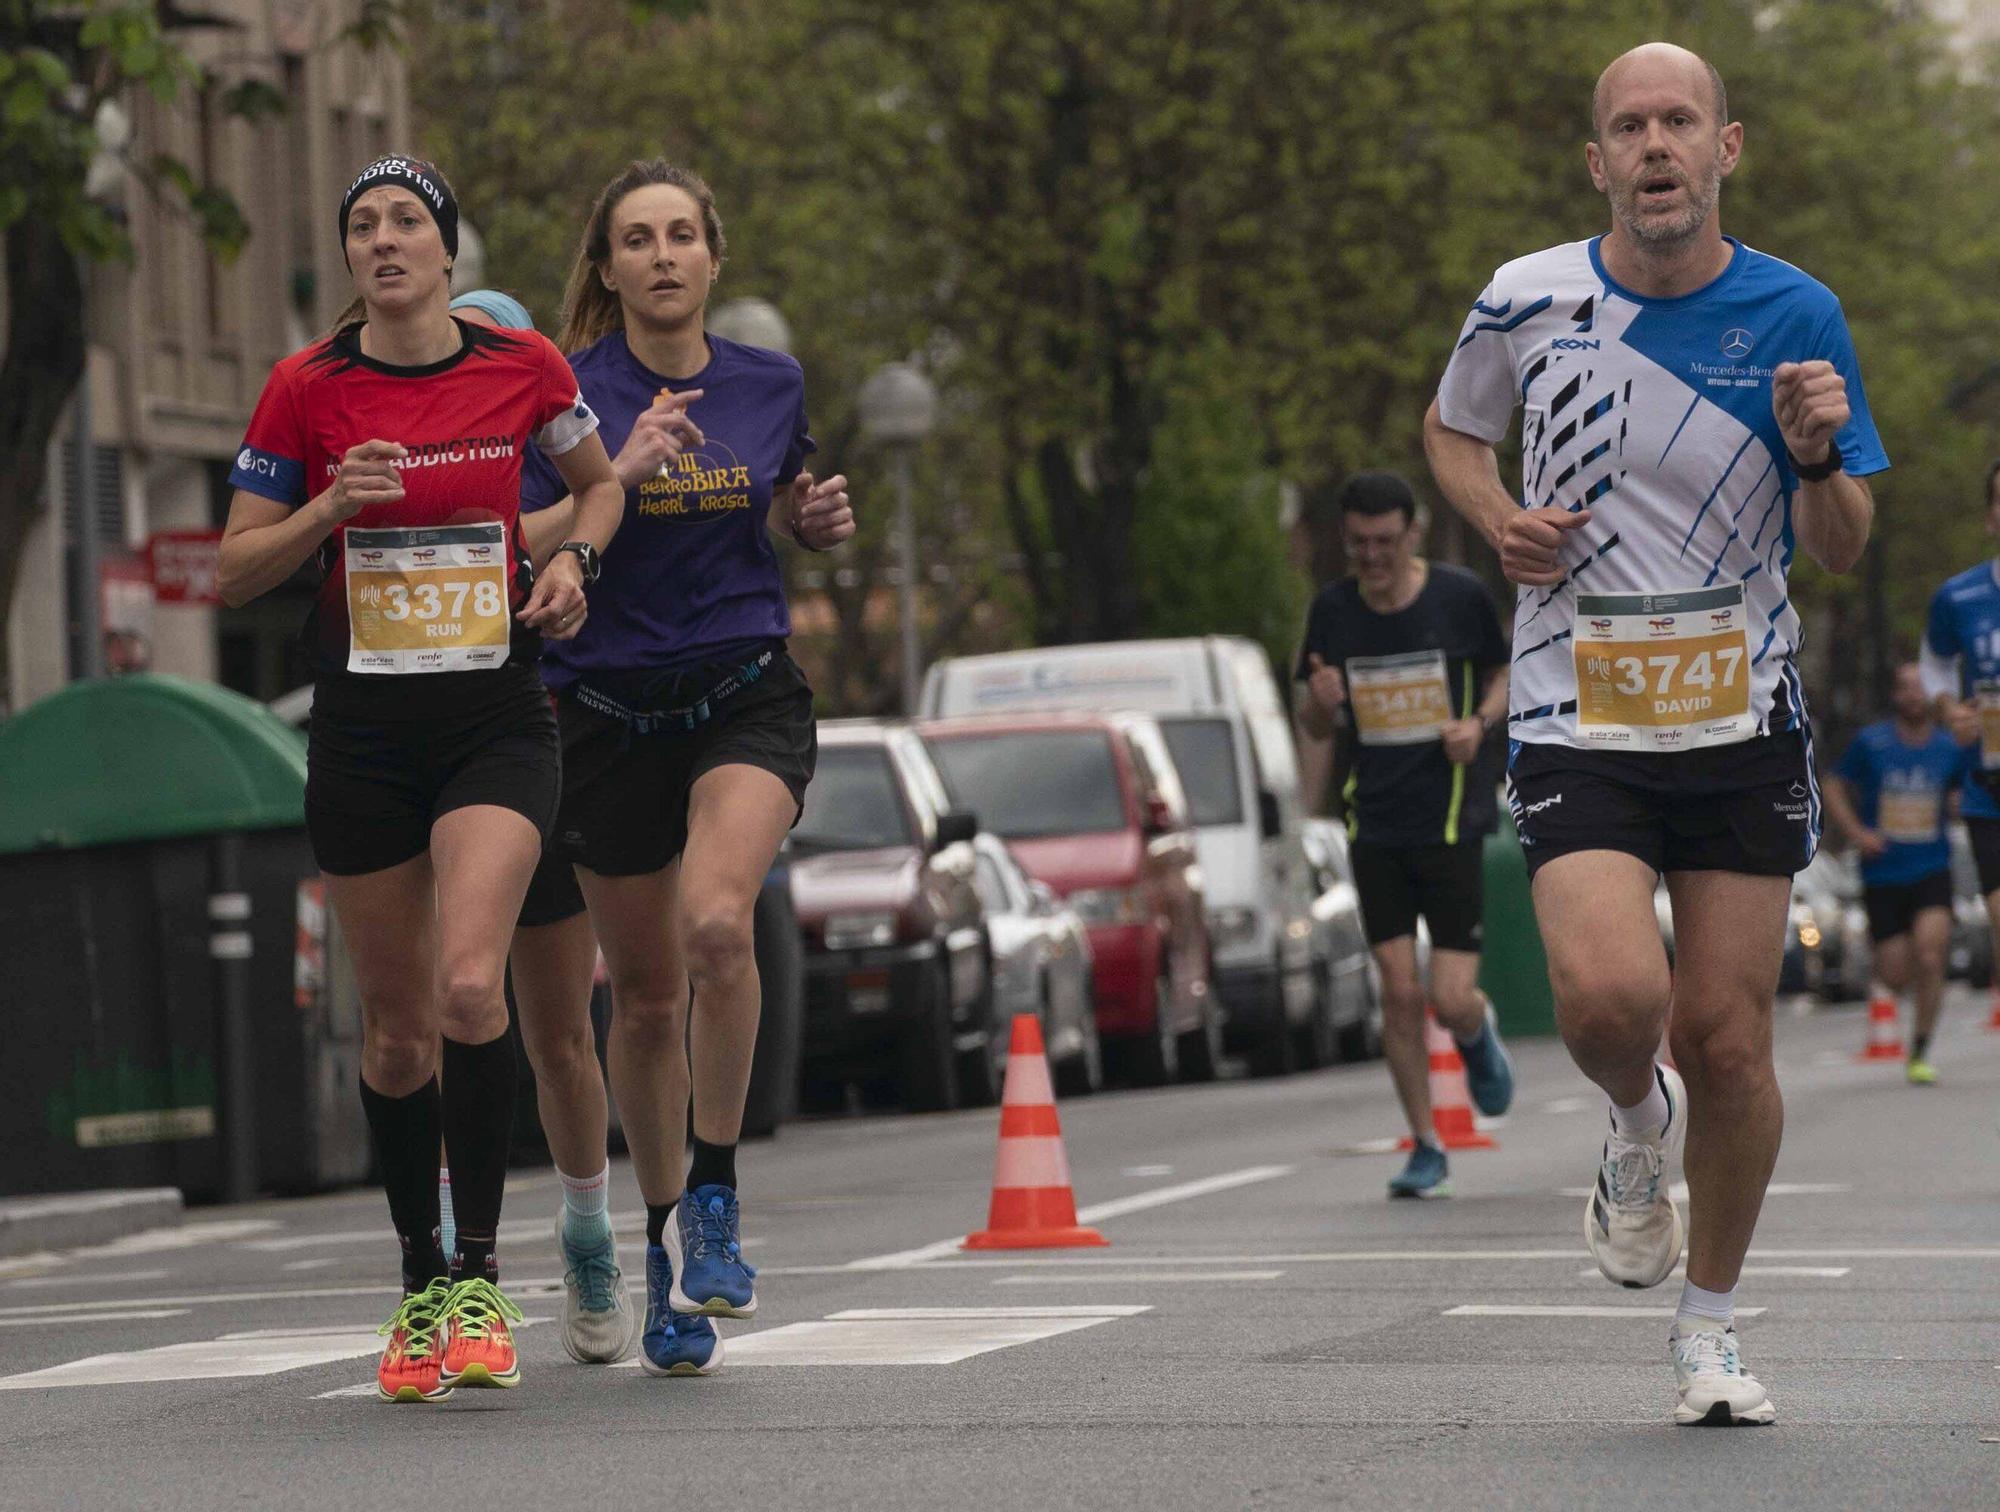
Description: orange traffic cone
1396,1010,1498,1152
963,1015,1108,1251
1986,990,2000,1032
1857,992,1904,1062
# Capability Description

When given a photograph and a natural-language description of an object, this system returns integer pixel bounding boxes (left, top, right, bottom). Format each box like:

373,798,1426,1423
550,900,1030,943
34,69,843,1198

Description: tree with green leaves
0,0,394,708
414,0,2000,724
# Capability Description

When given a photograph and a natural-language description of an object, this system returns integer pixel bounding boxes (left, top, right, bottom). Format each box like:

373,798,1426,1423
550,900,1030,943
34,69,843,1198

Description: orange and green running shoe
376,1278,454,1403
438,1276,524,1390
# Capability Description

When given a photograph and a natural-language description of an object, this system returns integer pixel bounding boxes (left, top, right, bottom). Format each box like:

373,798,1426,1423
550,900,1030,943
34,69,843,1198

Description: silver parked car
970,832,1102,1096
1300,819,1384,1062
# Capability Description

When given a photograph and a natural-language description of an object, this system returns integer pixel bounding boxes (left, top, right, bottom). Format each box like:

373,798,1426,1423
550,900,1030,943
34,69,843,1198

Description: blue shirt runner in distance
1833,720,1965,886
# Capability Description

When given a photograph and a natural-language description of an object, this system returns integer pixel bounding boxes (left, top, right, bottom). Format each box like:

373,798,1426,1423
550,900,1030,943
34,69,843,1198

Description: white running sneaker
1672,1324,1777,1425
1583,1064,1687,1288
556,1211,638,1364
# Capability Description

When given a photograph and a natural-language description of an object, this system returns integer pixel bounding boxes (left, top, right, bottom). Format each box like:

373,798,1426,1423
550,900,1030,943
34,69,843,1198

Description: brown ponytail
557,159,726,355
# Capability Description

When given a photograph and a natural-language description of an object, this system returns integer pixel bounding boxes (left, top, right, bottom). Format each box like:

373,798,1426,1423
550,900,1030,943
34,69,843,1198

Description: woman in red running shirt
218,156,624,1403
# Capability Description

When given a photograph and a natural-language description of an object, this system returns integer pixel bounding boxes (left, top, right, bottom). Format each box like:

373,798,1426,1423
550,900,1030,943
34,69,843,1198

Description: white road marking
282,1259,344,1272
0,1256,62,1280
1329,1137,1406,1155
994,1271,1281,1284
841,1165,1295,1269
1540,1096,1594,1115
1074,1165,1295,1225
0,1327,383,1389
0,1310,189,1329
1121,1165,1175,1177
5,1269,170,1289
1577,1265,1850,1280
0,1276,568,1320
1556,1181,1850,1200
1446,1304,1769,1319
246,1211,651,1253
606,1305,1149,1369
78,1221,280,1256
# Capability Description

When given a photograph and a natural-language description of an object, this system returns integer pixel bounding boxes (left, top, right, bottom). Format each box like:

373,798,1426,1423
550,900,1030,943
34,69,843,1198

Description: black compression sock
646,1202,676,1248
440,1033,517,1281
1911,1031,1932,1061
358,1074,446,1291
687,1135,738,1192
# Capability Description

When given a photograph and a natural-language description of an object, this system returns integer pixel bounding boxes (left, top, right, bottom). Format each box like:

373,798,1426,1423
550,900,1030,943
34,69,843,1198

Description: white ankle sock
560,1165,611,1244
1676,1279,1736,1331
1609,1066,1669,1137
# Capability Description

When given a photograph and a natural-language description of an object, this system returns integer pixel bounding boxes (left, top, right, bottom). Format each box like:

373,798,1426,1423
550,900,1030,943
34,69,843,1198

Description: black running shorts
1348,840,1487,953
1507,729,1817,880
1964,817,2000,897
305,665,560,877
549,646,817,881
1861,869,1953,944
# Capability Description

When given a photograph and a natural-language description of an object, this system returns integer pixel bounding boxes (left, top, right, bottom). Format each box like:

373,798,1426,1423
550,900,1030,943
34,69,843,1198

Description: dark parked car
789,720,997,1112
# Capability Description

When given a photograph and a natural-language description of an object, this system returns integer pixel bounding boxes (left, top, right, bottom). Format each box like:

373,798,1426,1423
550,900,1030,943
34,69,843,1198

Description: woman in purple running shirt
509,160,854,1377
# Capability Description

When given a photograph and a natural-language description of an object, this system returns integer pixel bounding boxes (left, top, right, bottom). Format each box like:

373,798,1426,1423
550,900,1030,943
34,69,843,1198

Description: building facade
5,0,412,713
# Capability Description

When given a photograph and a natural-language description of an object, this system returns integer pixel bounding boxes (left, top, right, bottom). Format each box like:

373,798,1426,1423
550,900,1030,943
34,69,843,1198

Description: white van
922,637,1332,1074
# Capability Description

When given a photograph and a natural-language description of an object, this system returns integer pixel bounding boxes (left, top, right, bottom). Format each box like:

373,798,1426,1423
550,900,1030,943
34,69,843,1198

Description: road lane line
1576,1265,1850,1280
246,1211,652,1252
1555,1182,1850,1200
1446,1305,1769,1319
830,1306,1152,1319
1073,1165,1295,1224
841,1165,1297,1270
0,1310,189,1329
5,1270,170,1289
994,1271,1281,1284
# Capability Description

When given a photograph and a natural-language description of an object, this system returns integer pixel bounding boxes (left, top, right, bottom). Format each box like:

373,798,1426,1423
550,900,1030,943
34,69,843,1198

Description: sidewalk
0,1189,183,1258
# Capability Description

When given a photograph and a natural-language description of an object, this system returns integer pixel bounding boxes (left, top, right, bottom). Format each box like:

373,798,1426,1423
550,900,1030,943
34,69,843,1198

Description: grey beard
1616,178,1720,248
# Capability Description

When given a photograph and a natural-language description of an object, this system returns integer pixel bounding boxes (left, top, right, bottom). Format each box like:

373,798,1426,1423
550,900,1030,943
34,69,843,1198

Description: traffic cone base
1393,1010,1496,1152
963,1015,1107,1251
1985,992,2000,1032
1858,994,1904,1063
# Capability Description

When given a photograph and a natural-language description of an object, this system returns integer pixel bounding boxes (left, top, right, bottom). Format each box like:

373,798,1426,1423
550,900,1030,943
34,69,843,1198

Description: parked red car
920,711,1218,1084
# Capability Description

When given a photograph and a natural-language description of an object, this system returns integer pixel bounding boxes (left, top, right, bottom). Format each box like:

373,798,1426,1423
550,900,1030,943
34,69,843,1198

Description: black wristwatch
556,540,601,584
1788,439,1843,483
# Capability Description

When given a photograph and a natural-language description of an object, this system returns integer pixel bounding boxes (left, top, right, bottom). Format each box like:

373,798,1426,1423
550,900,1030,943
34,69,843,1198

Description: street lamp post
857,362,938,713
707,296,794,355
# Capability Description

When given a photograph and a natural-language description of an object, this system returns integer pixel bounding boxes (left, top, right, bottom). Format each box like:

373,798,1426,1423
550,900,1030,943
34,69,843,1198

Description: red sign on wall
147,530,224,605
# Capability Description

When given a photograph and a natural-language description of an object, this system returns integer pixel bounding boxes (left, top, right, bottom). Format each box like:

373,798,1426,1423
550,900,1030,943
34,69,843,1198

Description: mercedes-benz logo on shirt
1720,328,1755,359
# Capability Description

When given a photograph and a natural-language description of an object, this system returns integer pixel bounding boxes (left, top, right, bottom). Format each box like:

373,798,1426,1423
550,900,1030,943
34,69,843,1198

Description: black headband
339,157,459,262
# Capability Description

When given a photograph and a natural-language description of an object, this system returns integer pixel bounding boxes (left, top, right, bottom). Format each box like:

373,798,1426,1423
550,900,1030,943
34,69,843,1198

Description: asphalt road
2,993,1996,1511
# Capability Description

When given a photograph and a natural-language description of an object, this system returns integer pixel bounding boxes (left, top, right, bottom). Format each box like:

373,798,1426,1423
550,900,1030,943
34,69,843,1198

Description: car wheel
1052,972,1104,1098
1245,953,1299,1079
955,962,1005,1108
1294,961,1338,1070
1177,974,1225,1083
900,958,962,1113
1112,969,1180,1087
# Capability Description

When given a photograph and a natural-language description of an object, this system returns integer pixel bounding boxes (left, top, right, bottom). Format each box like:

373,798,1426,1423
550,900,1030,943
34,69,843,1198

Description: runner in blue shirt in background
1824,664,1967,1085
1920,459,2000,1046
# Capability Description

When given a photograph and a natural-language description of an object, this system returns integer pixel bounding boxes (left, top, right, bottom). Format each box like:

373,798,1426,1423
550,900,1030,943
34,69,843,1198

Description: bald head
1593,43,1727,137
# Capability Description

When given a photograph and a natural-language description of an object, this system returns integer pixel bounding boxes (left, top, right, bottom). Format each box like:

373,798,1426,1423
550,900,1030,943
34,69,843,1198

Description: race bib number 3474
1573,585,1753,751
345,522,510,674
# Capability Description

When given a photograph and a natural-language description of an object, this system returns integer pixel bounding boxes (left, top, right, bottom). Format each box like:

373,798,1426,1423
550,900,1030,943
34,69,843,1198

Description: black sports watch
1788,439,1843,483
555,540,601,584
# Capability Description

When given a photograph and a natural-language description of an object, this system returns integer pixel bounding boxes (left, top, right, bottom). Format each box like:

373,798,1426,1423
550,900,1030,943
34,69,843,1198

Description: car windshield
794,747,914,850
1158,717,1243,827
928,730,1127,839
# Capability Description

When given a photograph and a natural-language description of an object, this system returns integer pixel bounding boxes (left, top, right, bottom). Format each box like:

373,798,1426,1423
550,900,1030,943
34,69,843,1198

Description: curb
0,1188,184,1258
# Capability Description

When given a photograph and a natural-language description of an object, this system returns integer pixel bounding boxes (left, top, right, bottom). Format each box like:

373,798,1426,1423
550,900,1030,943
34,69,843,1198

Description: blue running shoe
639,1244,722,1377
666,1185,758,1318
1388,1142,1450,1198
1456,1001,1516,1118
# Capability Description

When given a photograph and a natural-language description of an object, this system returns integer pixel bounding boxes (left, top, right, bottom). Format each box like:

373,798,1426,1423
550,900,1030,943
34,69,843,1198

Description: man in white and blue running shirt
1424,42,1888,1428
1919,461,2000,1020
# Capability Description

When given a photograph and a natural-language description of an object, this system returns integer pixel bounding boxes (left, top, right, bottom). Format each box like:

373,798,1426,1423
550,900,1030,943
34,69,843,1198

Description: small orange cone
963,1015,1108,1251
1396,1010,1498,1152
1985,990,2000,1032
1857,992,1904,1062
